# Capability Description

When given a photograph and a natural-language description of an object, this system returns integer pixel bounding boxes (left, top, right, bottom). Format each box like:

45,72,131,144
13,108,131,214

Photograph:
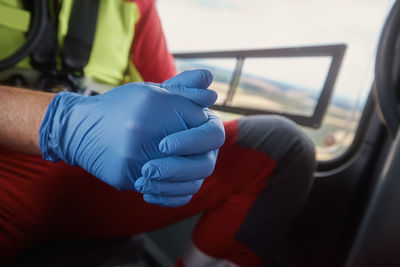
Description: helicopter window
233,57,331,117
157,0,394,161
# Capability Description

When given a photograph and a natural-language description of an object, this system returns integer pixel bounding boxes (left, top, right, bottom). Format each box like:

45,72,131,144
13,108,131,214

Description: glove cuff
39,92,81,163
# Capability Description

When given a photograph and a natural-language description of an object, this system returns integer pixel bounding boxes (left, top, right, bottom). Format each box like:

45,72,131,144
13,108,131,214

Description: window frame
173,44,347,128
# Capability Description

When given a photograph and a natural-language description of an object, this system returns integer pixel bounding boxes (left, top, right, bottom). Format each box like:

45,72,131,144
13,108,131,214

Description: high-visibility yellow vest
0,0,144,86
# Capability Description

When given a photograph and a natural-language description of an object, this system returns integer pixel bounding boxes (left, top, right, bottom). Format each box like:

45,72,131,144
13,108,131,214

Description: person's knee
236,114,316,193
237,115,315,164
271,115,315,164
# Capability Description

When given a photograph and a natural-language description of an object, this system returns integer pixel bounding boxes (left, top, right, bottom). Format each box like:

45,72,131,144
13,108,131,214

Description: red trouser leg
0,116,315,265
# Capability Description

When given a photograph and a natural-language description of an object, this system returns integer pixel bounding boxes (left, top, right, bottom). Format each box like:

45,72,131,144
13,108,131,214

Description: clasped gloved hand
39,70,225,206
135,71,225,206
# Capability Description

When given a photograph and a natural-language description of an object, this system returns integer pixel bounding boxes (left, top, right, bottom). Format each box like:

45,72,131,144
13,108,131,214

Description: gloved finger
147,80,217,109
163,86,217,108
162,70,217,108
141,151,217,181
163,69,213,89
143,194,193,207
173,98,208,130
159,109,225,155
135,177,204,196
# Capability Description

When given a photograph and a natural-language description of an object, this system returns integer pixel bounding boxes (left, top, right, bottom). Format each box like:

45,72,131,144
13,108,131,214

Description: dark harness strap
62,0,100,75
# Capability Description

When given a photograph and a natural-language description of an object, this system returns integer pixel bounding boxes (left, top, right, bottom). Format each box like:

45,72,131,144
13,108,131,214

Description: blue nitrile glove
134,70,226,207
39,71,218,191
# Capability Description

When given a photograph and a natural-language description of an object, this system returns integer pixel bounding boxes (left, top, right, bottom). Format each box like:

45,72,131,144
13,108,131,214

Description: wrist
39,92,83,162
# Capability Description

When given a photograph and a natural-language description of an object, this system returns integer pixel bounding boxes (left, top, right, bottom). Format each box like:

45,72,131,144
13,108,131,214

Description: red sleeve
131,0,177,83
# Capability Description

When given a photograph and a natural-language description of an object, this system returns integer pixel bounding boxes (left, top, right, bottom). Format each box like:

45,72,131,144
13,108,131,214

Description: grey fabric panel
237,115,314,162
235,115,316,260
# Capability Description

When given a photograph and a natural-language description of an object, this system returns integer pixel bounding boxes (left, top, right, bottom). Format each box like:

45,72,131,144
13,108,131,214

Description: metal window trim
173,44,347,128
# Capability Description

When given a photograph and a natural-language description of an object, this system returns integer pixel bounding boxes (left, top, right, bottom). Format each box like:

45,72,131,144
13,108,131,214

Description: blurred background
156,0,395,160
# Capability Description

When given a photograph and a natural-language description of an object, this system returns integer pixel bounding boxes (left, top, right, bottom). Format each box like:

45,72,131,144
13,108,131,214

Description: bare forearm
0,86,55,155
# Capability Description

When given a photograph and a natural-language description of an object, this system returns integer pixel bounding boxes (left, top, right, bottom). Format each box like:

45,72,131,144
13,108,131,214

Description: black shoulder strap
62,0,100,75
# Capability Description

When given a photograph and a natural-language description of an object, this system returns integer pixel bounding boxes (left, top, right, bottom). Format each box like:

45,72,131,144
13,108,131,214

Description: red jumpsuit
0,0,316,266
